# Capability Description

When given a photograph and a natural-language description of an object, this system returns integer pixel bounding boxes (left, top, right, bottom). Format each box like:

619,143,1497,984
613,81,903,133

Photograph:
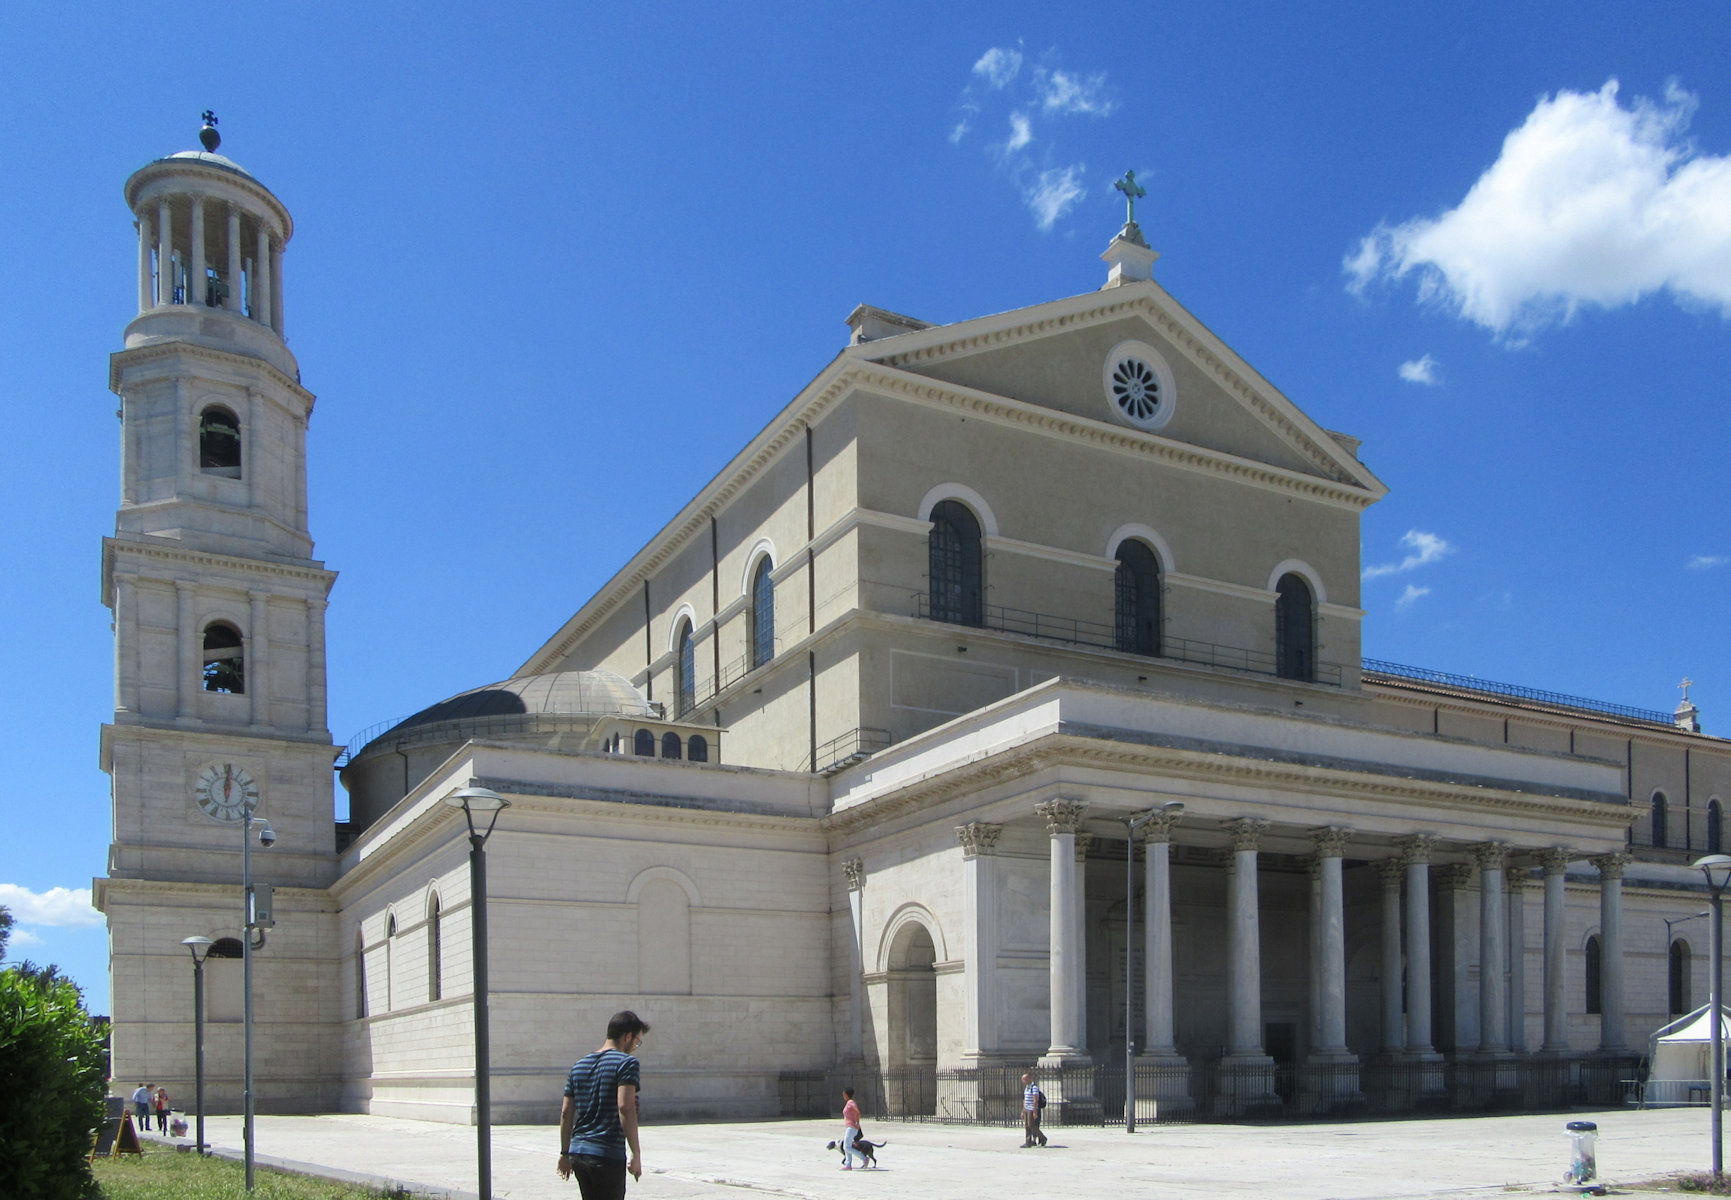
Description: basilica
95,122,1729,1125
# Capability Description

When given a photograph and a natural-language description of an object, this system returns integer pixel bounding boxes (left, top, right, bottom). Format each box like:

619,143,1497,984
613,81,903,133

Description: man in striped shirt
558,1010,650,1198
1021,1073,1046,1147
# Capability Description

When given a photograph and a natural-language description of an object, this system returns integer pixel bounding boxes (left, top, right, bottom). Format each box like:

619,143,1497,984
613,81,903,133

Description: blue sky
2,3,1727,1012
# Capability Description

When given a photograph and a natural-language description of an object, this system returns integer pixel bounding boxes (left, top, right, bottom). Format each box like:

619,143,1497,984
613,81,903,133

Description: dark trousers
1023,1109,1045,1145
571,1153,629,1200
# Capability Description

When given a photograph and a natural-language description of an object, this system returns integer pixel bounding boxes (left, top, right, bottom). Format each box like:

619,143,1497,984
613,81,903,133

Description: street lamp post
1122,801,1183,1134
444,786,510,1200
241,815,274,1191
181,936,214,1155
1694,855,1731,1181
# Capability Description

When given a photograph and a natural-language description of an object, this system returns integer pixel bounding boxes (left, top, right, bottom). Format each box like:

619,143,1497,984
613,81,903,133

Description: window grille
750,557,775,670
1274,574,1315,682
1113,540,1161,656
928,500,982,627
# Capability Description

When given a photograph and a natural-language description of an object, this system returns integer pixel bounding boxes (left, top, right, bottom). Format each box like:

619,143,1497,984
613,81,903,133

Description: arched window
928,499,983,627
1652,792,1669,849
676,620,695,716
199,406,242,478
202,622,245,694
1671,939,1691,1015
427,896,442,1002
1710,800,1723,855
1275,573,1315,682
1585,935,1602,1015
662,732,682,760
1114,540,1162,656
209,937,243,959
633,729,655,757
688,734,708,763
750,557,775,670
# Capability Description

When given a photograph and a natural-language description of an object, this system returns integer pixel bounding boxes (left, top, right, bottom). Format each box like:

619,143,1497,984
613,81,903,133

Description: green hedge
0,967,109,1200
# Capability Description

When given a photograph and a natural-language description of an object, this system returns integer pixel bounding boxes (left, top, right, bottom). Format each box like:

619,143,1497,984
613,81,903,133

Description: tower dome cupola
123,113,298,378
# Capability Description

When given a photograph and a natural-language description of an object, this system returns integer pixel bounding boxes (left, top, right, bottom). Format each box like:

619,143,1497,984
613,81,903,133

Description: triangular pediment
849,281,1382,495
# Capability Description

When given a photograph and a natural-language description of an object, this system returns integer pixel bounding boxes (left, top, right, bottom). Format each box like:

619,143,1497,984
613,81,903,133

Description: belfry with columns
95,127,1728,1123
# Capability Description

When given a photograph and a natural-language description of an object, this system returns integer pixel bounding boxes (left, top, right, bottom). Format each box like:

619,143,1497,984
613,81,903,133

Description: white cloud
1394,584,1431,612
1002,112,1033,155
1345,79,1731,340
948,119,972,145
1364,529,1455,580
1027,166,1087,231
0,884,103,928
1690,554,1729,570
1036,68,1114,117
973,46,1024,90
1398,354,1441,385
8,928,43,949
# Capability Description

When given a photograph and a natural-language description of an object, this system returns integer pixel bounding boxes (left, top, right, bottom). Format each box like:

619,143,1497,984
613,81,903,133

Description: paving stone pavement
172,1107,1715,1200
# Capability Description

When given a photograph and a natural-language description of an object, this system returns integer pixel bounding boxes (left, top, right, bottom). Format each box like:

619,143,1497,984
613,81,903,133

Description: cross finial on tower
1114,169,1147,227
199,111,221,153
1682,677,1694,702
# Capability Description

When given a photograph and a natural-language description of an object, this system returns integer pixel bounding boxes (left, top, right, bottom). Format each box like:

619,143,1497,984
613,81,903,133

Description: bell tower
95,116,339,1109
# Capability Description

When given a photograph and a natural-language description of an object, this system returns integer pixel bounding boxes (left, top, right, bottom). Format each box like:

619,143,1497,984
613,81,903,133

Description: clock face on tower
194,764,260,823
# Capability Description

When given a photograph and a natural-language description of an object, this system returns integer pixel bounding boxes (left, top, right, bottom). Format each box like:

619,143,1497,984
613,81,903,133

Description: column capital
1396,833,1436,865
1472,841,1510,872
1225,817,1268,853
1591,851,1629,881
1137,809,1183,844
842,858,866,890
1309,826,1352,858
1436,863,1474,890
1035,798,1087,837
955,823,1002,859
1541,847,1572,875
1506,868,1530,893
1074,831,1095,862
1376,857,1405,887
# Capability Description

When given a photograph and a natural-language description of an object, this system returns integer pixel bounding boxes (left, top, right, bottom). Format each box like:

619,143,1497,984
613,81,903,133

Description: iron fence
783,1053,1646,1126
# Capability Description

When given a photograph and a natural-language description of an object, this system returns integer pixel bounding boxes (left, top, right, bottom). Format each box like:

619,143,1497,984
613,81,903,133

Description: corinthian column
843,858,866,1063
1541,848,1571,1052
1474,843,1509,1053
1593,852,1628,1051
957,823,1002,1058
1035,798,1087,1059
1398,835,1436,1054
1225,818,1268,1056
1310,827,1351,1054
1377,858,1404,1053
1073,831,1093,1050
1142,809,1182,1056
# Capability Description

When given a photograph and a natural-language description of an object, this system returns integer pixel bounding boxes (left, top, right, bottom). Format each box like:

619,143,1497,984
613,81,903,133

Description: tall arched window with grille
1652,792,1669,849
1671,939,1691,1015
750,557,775,670
1585,934,1602,1014
427,896,442,1002
676,620,695,715
928,500,983,627
1274,573,1315,681
1710,799,1724,855
202,622,245,693
1114,540,1162,656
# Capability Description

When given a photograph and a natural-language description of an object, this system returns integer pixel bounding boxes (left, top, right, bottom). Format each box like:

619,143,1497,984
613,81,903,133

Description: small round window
1103,340,1176,431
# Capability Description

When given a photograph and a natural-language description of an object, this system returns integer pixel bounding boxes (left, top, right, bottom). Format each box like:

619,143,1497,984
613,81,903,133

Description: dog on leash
825,1131,884,1168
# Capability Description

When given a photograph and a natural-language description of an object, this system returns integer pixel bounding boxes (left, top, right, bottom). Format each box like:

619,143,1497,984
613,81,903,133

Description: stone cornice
824,728,1637,840
865,286,1382,494
103,536,335,598
849,361,1381,510
110,340,312,405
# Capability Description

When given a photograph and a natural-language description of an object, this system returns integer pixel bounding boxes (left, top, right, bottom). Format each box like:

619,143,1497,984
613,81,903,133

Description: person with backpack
1021,1072,1047,1147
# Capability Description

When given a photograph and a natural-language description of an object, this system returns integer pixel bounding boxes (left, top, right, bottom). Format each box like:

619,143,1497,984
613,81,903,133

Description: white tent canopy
1645,1005,1731,1107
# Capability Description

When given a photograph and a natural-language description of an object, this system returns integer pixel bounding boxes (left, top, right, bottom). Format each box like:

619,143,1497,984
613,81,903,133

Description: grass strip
93,1148,413,1199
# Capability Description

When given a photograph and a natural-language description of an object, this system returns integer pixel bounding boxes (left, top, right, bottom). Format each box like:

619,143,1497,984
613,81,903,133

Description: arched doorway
885,921,937,1115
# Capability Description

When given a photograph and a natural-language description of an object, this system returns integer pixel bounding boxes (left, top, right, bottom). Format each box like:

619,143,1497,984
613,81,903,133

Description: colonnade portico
938,792,1635,1118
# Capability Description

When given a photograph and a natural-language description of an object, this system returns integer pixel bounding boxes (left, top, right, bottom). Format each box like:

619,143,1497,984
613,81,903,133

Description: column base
1131,1051,1194,1120
1458,1051,1522,1109
1212,1053,1281,1117
1299,1050,1365,1116
1403,1049,1449,1109
1035,1053,1099,1124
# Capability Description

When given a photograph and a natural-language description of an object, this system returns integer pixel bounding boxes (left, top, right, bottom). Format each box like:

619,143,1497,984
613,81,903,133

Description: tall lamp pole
241,814,275,1192
181,937,214,1155
1122,801,1183,1134
445,786,510,1200
1694,855,1731,1181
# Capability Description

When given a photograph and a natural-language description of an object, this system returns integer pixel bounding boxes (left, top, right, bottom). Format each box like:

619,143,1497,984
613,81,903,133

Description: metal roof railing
1361,658,1674,726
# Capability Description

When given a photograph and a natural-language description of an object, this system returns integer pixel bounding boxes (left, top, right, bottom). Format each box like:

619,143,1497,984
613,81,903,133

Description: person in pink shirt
839,1087,863,1170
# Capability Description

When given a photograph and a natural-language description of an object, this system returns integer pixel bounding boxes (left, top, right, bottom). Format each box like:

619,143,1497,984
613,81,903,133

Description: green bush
0,966,109,1200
